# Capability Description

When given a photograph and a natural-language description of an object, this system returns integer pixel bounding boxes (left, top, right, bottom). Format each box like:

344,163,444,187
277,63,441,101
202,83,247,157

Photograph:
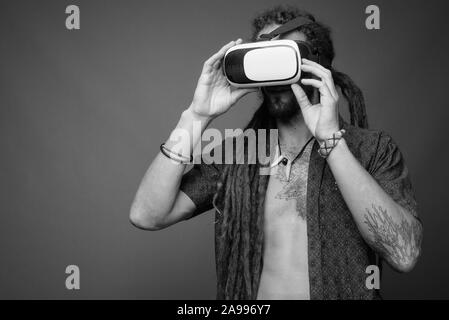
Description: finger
301,59,338,98
212,38,244,70
300,64,330,82
302,58,329,73
300,64,338,99
290,84,312,111
212,58,222,69
203,41,234,72
300,78,333,101
230,87,258,103
204,38,242,71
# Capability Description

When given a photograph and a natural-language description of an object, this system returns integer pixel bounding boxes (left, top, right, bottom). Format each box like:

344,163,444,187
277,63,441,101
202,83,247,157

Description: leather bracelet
160,143,193,164
317,129,346,159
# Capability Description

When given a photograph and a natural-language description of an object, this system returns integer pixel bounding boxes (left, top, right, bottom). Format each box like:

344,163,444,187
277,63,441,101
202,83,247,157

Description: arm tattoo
364,204,422,268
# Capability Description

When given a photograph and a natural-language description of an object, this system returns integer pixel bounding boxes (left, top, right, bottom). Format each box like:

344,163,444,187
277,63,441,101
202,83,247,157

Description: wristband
317,129,346,159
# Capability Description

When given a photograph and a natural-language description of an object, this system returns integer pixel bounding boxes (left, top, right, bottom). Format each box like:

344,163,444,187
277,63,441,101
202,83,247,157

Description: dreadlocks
214,5,369,300
250,5,368,129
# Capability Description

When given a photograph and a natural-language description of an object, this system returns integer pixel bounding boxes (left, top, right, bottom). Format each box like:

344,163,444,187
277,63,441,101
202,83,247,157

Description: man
130,6,422,300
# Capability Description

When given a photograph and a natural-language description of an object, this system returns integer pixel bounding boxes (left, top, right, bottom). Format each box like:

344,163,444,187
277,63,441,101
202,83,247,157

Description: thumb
231,87,258,103
291,84,312,111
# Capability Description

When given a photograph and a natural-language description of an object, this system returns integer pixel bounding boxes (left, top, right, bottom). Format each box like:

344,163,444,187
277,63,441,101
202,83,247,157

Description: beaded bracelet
317,129,346,159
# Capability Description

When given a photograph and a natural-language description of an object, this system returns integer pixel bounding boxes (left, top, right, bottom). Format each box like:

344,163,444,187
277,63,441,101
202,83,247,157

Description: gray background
1,0,448,299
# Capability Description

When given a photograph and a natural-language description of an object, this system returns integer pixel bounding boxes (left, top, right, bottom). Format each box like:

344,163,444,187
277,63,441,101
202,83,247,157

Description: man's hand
189,39,257,122
291,58,340,140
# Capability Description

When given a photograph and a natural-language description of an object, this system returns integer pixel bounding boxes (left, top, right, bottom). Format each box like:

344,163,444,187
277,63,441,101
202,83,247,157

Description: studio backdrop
1,0,448,299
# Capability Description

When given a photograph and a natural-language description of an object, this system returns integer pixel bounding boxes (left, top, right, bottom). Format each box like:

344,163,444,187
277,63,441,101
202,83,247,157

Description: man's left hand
291,58,340,141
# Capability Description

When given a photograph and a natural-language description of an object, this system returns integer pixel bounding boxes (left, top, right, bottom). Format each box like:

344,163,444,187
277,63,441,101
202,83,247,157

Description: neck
276,112,313,150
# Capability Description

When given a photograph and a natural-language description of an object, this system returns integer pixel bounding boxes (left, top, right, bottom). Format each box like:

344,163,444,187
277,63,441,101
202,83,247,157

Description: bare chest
257,149,312,299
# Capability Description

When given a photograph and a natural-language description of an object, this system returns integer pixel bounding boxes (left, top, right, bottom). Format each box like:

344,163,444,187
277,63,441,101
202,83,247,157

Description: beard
261,83,315,121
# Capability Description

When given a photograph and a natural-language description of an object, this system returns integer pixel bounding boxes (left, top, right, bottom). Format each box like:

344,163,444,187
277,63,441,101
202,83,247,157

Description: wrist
316,125,340,142
185,104,214,124
166,108,209,154
317,128,346,159
325,136,348,163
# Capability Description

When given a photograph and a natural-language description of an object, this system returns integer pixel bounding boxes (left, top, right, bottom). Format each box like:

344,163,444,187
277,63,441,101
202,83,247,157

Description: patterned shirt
180,121,419,299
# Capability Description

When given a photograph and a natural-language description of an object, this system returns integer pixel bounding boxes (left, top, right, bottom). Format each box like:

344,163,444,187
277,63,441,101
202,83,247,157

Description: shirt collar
270,144,283,168
269,136,314,181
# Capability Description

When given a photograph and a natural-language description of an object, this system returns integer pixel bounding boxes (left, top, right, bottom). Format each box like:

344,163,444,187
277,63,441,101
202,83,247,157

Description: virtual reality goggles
224,40,321,88
223,16,331,88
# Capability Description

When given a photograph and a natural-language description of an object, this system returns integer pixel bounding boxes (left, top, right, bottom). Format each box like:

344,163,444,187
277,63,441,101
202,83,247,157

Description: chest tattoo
274,161,309,219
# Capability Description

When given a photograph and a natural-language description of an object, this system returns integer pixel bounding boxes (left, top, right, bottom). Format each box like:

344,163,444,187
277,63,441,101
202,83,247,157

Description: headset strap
258,16,332,69
258,16,314,40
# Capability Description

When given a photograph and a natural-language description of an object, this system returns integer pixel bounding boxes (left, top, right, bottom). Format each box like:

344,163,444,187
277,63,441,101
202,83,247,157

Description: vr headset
223,17,331,88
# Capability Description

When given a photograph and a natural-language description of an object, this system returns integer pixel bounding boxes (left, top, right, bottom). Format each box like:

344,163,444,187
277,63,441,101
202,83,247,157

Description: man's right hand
130,39,257,231
189,39,257,121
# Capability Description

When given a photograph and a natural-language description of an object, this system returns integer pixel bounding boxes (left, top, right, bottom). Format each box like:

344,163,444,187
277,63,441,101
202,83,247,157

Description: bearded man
130,6,422,300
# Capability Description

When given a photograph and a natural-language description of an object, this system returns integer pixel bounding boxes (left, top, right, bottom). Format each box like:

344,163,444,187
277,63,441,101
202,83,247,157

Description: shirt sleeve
179,162,221,219
369,132,419,218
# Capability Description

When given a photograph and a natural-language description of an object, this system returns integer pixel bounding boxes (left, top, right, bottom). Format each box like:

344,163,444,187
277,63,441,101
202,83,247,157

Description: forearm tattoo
364,204,422,268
